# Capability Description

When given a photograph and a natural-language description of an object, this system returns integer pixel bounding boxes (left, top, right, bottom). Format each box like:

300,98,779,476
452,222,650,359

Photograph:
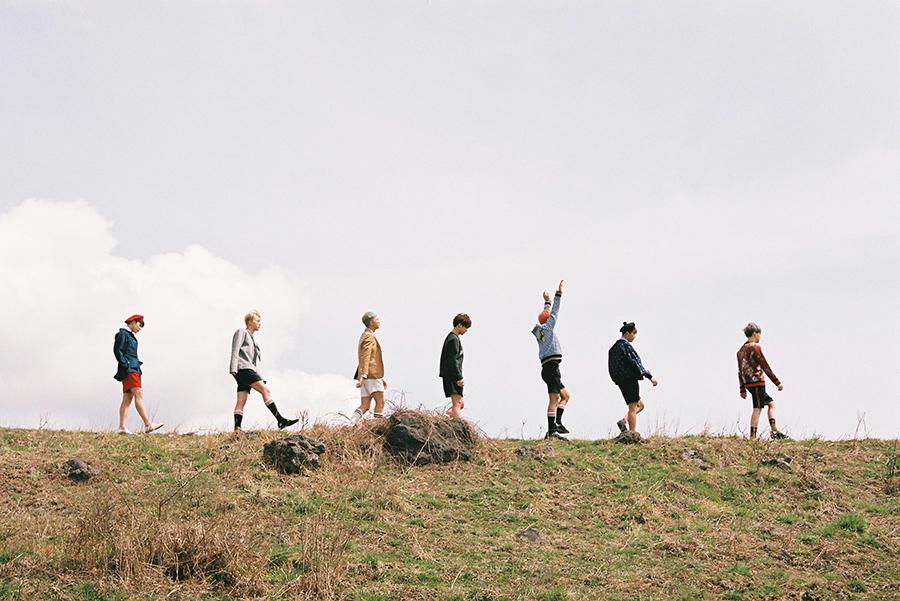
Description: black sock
768,418,778,432
750,426,758,438
547,415,557,434
555,406,565,425
266,401,284,421
234,413,243,430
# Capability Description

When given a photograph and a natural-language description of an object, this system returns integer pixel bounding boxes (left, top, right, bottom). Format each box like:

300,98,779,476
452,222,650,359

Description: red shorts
122,372,142,392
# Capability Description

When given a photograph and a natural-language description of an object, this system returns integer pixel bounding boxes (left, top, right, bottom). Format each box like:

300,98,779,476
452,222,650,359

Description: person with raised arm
531,280,571,440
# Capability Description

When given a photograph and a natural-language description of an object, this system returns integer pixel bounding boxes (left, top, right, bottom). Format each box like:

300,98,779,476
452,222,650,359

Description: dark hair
453,313,472,328
743,322,761,338
620,321,636,334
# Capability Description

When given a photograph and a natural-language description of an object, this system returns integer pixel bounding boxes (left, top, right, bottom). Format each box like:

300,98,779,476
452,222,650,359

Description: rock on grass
262,434,326,475
381,411,478,465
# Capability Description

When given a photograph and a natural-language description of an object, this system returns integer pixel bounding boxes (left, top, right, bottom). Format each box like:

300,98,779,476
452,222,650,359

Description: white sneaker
350,410,363,424
143,423,164,434
118,428,132,435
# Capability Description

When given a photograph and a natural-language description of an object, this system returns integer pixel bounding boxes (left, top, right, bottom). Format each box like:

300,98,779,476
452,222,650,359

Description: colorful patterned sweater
736,342,780,393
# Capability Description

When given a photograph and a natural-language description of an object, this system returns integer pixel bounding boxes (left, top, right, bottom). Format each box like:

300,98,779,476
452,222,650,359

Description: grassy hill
0,422,897,600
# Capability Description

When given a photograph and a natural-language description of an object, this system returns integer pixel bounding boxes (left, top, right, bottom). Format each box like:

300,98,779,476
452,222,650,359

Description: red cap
538,310,551,325
125,314,145,325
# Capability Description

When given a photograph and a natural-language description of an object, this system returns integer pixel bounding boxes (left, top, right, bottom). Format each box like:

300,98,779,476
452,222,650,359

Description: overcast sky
1,1,897,438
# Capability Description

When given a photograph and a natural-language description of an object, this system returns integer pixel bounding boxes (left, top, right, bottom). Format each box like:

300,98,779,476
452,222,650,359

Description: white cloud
0,199,358,432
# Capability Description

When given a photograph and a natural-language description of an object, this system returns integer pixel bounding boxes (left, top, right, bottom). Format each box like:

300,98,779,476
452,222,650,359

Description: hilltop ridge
0,421,897,600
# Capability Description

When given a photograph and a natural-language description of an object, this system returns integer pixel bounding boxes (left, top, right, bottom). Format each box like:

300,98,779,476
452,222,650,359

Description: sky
1,1,898,438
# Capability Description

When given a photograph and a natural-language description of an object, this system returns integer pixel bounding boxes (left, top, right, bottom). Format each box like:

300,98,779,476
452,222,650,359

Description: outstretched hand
777,384,784,391
543,291,550,302
558,280,564,293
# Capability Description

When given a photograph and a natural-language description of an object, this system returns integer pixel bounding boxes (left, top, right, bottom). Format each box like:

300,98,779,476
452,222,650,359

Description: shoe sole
144,424,164,434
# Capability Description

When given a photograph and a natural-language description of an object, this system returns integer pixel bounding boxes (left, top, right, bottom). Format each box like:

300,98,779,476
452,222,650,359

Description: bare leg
750,407,762,429
558,388,570,408
626,400,644,432
119,391,134,430
233,391,249,415
767,402,776,424
372,391,385,417
447,394,464,419
250,381,273,404
354,396,373,420
546,392,560,415
132,388,151,426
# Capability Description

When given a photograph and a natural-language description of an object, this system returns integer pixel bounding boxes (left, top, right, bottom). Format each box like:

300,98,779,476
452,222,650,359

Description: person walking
352,312,387,423
608,322,657,434
113,314,163,434
440,313,471,419
737,322,787,439
531,280,571,440
229,310,299,433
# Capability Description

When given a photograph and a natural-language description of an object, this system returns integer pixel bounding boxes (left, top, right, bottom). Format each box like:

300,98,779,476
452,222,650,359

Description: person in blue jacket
608,322,657,434
113,314,163,434
532,280,571,440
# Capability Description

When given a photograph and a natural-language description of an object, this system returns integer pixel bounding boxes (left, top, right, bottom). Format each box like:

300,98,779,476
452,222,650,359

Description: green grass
0,427,898,600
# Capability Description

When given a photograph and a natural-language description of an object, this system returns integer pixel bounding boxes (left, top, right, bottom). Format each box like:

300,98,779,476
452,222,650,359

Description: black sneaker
278,417,300,430
555,423,570,434
771,431,790,440
617,419,627,433
544,431,568,441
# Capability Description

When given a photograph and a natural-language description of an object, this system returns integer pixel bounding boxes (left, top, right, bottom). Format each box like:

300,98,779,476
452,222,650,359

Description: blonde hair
244,310,261,325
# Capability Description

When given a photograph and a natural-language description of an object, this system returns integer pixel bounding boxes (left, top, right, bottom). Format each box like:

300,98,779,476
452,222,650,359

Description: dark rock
801,592,821,601
383,412,478,465
262,434,326,475
63,458,98,482
517,527,541,542
761,455,793,471
615,431,642,444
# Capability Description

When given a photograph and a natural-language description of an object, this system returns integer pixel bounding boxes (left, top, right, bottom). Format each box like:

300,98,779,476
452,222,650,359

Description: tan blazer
356,329,384,379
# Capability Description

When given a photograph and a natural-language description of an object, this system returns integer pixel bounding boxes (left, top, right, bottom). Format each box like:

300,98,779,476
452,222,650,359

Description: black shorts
540,360,565,394
617,380,641,405
748,386,773,409
442,377,464,398
234,369,264,392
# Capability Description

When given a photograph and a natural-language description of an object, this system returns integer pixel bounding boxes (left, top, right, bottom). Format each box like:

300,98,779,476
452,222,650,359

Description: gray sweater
230,329,261,374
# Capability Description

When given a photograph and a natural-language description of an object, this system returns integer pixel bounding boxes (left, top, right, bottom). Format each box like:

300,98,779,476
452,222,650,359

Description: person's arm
546,291,562,330
756,346,781,388
229,330,242,374
358,334,375,380
738,355,747,397
453,336,464,382
626,343,652,379
114,331,128,367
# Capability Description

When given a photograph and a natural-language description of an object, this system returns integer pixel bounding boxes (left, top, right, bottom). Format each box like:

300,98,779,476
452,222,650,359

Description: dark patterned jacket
608,338,652,384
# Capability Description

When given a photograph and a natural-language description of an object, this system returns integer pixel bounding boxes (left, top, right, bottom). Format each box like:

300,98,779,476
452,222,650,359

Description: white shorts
360,378,386,397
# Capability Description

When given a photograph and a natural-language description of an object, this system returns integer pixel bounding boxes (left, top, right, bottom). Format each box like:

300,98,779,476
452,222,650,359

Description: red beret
125,314,145,325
